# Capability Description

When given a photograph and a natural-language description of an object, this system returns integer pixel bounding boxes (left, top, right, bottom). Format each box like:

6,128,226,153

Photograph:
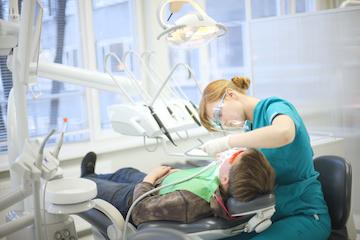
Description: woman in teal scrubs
198,76,331,240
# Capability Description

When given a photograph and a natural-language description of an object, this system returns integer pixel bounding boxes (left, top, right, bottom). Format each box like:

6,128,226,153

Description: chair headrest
227,194,275,216
131,228,190,240
314,155,352,229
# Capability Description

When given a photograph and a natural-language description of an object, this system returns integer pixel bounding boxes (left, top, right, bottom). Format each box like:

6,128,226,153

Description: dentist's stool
314,155,352,240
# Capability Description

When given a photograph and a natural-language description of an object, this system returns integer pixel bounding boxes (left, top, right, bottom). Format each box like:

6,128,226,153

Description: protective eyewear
212,94,251,132
212,93,226,129
228,149,244,164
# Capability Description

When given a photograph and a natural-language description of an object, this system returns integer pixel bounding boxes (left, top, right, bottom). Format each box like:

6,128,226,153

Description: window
252,0,277,18
96,38,132,129
208,24,246,80
93,0,127,9
26,1,89,143
168,47,202,104
0,55,11,153
206,0,247,80
166,0,248,104
0,1,12,152
92,0,136,129
21,1,88,145
96,38,133,73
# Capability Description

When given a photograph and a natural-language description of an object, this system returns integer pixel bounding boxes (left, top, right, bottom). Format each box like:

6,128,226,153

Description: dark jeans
84,167,146,218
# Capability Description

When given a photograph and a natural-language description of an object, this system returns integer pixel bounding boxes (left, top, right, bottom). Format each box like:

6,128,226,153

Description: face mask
212,119,252,133
212,93,226,129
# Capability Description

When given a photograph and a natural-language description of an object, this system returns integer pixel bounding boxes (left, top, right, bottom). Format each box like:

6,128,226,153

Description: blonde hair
199,76,251,131
228,148,275,202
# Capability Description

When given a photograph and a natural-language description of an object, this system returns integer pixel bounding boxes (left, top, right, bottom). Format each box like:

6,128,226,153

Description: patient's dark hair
228,148,275,202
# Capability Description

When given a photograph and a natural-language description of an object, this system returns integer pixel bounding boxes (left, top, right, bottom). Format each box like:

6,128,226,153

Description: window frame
92,0,128,9
95,37,133,73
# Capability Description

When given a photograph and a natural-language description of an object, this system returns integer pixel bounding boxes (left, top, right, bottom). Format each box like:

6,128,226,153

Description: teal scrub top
252,97,328,220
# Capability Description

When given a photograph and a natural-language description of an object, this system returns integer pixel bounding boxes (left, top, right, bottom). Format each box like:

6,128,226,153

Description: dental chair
79,193,275,240
313,155,352,240
78,155,352,240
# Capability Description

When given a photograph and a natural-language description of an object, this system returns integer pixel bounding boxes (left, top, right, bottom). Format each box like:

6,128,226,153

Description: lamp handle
157,0,209,29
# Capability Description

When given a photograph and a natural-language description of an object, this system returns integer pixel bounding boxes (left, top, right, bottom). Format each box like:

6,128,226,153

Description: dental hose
52,117,68,158
122,159,220,240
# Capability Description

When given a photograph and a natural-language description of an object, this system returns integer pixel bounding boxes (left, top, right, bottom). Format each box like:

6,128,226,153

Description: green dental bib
159,164,220,202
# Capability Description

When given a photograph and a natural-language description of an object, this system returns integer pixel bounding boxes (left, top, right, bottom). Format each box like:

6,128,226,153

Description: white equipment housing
108,100,199,137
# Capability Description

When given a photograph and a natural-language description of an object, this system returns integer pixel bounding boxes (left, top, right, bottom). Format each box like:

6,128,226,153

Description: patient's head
218,148,275,202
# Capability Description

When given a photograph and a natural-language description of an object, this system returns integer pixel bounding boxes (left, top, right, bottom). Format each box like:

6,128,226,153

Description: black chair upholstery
313,156,352,231
79,209,113,240
137,215,252,233
138,194,274,233
130,228,191,240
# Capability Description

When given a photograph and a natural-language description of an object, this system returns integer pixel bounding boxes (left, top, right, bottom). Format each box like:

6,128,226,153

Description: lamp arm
157,0,209,29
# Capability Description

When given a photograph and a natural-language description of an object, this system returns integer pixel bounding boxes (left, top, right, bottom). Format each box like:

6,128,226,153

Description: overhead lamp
157,0,227,48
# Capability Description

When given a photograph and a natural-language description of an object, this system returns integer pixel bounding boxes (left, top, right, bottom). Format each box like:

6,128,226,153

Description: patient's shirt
158,164,220,202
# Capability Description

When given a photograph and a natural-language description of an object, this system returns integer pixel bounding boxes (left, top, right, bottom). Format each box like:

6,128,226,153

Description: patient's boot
81,152,97,177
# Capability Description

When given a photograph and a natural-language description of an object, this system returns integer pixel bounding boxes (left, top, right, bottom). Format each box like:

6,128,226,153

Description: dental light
157,0,227,48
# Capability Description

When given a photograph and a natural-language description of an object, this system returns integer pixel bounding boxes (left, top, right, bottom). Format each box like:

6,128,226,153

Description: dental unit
106,51,202,147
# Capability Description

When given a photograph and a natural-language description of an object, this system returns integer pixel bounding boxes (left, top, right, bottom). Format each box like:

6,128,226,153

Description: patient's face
219,150,245,190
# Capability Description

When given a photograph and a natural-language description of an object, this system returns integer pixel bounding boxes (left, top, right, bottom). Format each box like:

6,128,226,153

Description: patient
80,148,275,226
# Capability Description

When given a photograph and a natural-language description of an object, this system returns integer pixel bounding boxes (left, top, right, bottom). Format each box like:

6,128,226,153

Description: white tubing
0,213,34,238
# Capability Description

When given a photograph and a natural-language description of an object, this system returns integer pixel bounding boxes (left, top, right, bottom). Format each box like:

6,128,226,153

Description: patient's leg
80,152,145,183
94,168,146,184
85,176,136,217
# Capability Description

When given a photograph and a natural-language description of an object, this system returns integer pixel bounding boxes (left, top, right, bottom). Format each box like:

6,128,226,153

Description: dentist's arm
229,115,296,148
202,115,296,155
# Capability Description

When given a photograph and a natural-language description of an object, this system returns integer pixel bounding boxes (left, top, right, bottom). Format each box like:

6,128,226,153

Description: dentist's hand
200,136,231,156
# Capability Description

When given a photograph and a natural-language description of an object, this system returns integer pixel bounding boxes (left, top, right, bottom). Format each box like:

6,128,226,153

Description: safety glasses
228,149,244,164
211,93,250,132
212,93,226,129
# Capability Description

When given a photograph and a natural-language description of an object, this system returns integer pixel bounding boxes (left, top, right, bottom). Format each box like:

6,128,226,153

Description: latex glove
200,136,231,156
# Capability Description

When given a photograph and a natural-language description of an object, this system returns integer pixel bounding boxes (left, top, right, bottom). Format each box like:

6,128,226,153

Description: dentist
199,76,330,240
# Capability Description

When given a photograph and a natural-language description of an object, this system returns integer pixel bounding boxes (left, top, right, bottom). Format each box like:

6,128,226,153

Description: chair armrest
92,198,124,240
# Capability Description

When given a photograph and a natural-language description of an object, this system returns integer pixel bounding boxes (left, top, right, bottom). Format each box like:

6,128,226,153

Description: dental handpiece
147,105,177,146
184,104,201,126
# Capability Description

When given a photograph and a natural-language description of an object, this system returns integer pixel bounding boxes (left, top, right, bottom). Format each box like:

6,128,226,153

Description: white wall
250,6,360,217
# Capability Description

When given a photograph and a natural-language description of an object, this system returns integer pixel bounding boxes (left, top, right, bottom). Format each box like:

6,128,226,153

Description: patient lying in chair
80,148,275,226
